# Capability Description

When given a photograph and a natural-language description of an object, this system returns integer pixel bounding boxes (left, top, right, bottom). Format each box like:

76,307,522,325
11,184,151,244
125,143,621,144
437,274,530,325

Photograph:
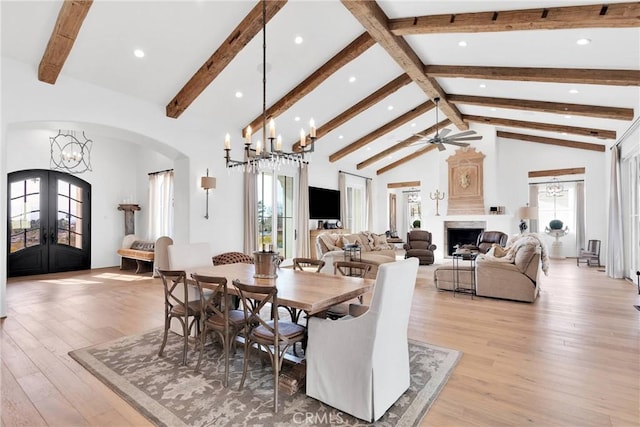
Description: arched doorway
7,169,91,277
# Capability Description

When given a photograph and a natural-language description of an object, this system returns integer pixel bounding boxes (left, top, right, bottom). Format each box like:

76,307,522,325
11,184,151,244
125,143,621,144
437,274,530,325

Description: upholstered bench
433,264,475,292
117,235,173,275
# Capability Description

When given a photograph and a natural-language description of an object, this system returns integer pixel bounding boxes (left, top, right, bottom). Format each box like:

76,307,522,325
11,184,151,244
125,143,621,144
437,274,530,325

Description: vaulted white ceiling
2,0,638,174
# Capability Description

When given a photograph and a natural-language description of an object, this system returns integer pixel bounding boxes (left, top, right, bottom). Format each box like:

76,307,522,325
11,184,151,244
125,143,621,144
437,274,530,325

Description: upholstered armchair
306,258,420,422
403,230,436,265
476,231,508,254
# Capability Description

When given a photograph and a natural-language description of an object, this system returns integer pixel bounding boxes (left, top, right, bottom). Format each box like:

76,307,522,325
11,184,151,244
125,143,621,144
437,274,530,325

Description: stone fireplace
444,221,486,256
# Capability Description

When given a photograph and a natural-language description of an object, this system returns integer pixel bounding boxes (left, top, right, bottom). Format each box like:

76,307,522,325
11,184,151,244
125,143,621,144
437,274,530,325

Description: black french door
7,169,91,277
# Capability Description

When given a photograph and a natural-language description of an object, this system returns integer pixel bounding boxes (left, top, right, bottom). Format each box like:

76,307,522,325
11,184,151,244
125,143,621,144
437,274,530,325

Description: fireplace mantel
424,214,516,260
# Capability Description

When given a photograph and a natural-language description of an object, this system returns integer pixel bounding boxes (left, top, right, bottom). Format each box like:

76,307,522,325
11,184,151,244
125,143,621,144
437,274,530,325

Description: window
257,172,295,258
9,177,41,253
148,170,174,240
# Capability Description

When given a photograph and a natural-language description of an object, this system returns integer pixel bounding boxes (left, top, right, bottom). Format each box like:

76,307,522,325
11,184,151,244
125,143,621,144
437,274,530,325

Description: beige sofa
475,237,543,302
315,231,396,279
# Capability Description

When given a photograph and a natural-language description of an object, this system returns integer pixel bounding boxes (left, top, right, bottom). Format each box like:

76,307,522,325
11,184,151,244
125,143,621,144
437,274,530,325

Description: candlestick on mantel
429,190,445,216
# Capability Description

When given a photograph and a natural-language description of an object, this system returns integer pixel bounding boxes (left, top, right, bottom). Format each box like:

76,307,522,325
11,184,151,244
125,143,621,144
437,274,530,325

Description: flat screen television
308,186,341,220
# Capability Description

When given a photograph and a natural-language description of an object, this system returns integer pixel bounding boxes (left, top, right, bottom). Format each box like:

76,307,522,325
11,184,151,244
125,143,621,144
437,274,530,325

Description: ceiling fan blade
447,135,483,142
436,143,447,151
438,128,451,138
443,141,470,147
448,130,477,139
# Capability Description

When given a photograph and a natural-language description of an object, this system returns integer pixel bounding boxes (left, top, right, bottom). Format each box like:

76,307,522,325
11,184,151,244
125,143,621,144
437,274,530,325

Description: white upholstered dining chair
305,257,419,422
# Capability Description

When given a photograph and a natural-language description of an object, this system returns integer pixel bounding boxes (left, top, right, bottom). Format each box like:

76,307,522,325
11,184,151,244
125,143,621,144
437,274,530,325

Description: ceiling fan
412,97,483,151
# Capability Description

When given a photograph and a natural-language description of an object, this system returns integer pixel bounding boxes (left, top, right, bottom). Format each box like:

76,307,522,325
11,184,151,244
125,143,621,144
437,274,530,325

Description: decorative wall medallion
446,147,485,215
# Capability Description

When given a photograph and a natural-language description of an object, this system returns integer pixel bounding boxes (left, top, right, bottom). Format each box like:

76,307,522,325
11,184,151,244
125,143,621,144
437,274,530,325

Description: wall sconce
201,168,216,219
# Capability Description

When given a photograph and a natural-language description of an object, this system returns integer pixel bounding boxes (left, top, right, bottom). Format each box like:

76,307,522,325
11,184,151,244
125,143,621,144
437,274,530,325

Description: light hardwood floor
2,259,639,426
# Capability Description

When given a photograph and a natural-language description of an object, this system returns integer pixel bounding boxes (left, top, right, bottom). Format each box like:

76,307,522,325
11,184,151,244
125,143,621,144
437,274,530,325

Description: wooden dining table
193,262,374,316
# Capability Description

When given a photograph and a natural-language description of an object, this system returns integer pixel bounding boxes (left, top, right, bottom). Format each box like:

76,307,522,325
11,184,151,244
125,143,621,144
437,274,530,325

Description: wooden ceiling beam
38,0,93,84
424,65,640,86
376,145,437,175
498,131,606,152
529,167,586,178
166,0,287,119
341,0,468,130
357,119,451,169
329,101,434,162
387,181,421,189
389,2,640,35
292,74,412,152
243,32,375,136
464,115,616,139
449,94,634,121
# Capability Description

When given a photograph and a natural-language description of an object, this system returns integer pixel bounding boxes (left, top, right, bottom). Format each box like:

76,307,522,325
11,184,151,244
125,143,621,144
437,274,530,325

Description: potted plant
412,219,421,229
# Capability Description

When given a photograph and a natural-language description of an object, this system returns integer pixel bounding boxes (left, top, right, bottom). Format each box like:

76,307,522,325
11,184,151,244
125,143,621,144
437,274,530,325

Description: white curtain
575,181,585,254
606,146,624,278
147,170,174,240
365,178,373,231
296,165,310,258
243,170,257,254
339,172,347,226
528,185,539,233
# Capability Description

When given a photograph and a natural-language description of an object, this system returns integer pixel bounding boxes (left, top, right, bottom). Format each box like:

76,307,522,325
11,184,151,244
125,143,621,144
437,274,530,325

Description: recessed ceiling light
294,36,303,44
458,41,468,47
133,49,145,58
366,147,371,151
410,122,416,127
349,76,356,83
479,83,486,88
564,115,572,119
576,38,591,45
338,135,344,139
562,132,568,135
490,108,497,111
235,91,243,98
387,105,394,111
569,89,579,94
294,116,300,122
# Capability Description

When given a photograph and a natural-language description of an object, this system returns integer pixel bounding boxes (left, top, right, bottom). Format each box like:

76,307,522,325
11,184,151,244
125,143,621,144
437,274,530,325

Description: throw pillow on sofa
342,234,366,249
319,233,344,252
370,233,393,251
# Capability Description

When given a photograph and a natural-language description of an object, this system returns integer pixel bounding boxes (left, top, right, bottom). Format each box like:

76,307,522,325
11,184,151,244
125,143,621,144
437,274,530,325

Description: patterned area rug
69,329,460,426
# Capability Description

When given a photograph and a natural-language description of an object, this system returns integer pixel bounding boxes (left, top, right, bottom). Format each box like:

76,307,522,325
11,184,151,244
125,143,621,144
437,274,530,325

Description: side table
452,251,478,298
344,244,362,262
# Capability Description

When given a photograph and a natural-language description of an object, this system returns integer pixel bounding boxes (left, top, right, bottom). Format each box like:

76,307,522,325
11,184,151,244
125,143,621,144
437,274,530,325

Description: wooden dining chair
232,279,306,413
157,269,202,366
284,258,326,324
191,274,245,387
292,257,325,272
326,261,372,319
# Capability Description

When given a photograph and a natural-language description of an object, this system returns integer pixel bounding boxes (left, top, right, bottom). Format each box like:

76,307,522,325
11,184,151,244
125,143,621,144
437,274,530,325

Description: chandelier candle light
224,1,317,172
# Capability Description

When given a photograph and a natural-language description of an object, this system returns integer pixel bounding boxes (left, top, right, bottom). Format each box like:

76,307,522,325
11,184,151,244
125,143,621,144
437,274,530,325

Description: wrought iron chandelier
50,130,92,174
224,0,316,172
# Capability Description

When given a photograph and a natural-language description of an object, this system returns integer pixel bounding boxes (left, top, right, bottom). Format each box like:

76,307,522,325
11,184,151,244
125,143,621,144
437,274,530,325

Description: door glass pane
70,199,82,216
55,178,83,249
70,183,83,202
26,229,40,248
9,179,42,253
58,180,69,197
10,181,24,198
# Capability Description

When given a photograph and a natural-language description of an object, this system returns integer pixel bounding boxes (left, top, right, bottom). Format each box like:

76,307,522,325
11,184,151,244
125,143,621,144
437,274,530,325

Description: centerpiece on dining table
254,244,279,279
